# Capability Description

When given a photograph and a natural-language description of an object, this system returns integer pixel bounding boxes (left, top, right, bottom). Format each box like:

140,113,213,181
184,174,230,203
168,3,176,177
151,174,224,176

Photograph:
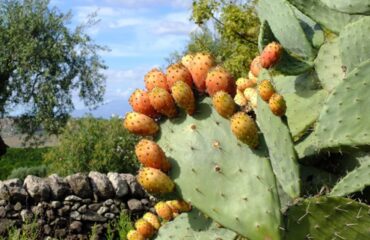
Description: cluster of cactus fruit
123,0,370,239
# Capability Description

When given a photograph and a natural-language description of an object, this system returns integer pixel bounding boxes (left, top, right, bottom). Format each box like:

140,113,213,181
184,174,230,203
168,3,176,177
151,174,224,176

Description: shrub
7,165,48,180
44,116,140,176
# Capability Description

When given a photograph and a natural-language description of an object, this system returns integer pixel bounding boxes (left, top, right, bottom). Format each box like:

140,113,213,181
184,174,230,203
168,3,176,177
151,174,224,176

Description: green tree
43,116,140,176
0,0,107,152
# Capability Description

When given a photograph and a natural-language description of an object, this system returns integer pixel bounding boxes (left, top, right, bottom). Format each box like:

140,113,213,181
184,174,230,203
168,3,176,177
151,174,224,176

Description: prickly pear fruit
269,93,286,116
143,212,161,230
244,88,258,109
127,230,145,240
258,80,276,102
134,218,155,238
205,66,235,96
137,167,175,194
181,53,194,69
166,200,192,213
166,200,180,217
166,63,193,89
149,87,177,118
250,56,262,77
144,68,169,92
230,112,259,148
129,89,157,118
155,201,173,221
124,112,159,136
260,42,283,69
135,139,171,172
234,89,247,107
171,81,195,115
248,70,258,84
236,77,256,92
188,52,215,92
212,91,236,118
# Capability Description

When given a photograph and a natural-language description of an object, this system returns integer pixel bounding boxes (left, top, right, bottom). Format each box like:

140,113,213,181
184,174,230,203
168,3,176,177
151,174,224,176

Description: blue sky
49,0,197,117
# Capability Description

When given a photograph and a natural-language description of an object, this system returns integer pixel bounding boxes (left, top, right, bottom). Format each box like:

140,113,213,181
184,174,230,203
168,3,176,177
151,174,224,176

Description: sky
49,0,197,118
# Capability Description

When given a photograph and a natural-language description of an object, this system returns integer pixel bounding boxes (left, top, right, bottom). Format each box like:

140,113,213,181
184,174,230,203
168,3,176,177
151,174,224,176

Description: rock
32,205,44,217
20,209,33,222
51,201,62,209
121,174,145,197
54,228,67,238
110,204,120,214
82,198,92,204
104,199,114,206
66,173,92,199
70,211,81,221
3,179,28,203
51,217,67,228
141,198,150,206
65,195,82,202
44,224,52,235
81,211,107,222
58,205,71,217
70,221,83,233
88,203,102,211
71,203,81,211
104,213,115,220
46,209,56,221
88,172,114,200
0,200,7,206
46,174,71,200
107,172,129,198
127,199,144,212
23,175,51,202
13,202,22,211
0,181,10,201
0,207,6,218
78,204,87,213
97,206,109,215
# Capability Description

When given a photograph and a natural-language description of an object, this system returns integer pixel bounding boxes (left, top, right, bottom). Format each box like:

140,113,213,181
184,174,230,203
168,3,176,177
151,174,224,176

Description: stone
65,195,82,202
107,172,129,198
13,202,22,211
3,179,28,203
23,175,51,202
71,203,81,211
141,198,150,206
44,224,52,235
54,228,67,238
51,201,62,209
46,174,71,200
63,201,73,205
82,198,92,204
127,199,144,212
66,173,92,199
110,204,120,214
0,200,7,206
81,211,107,222
88,203,102,211
70,221,83,233
58,205,71,217
120,202,127,210
70,211,81,221
46,209,56,221
88,171,114,200
20,209,33,222
0,207,6,218
121,174,145,197
0,181,10,201
97,206,109,215
51,217,67,228
78,204,87,213
104,213,115,220
32,205,44,217
104,199,114,206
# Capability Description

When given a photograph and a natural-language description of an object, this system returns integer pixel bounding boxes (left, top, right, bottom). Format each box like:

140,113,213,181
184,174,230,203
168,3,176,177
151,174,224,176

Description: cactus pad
157,98,282,239
321,0,370,14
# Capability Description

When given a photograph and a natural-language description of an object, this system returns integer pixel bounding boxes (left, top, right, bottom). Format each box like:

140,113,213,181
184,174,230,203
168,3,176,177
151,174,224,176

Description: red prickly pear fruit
149,87,177,118
258,80,276,102
137,167,175,194
260,42,283,68
205,66,235,96
135,139,171,172
230,112,259,148
236,77,256,92
188,52,215,92
127,230,145,240
181,54,194,69
171,81,196,115
129,89,158,118
269,93,286,116
144,68,169,92
243,88,258,109
155,201,174,221
143,212,161,230
166,63,193,89
234,89,247,107
250,56,262,77
166,200,192,213
134,218,155,238
124,112,159,136
212,91,236,118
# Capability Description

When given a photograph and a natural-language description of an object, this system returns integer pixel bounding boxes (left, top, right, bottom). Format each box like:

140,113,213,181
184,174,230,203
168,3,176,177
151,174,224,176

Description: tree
0,0,107,152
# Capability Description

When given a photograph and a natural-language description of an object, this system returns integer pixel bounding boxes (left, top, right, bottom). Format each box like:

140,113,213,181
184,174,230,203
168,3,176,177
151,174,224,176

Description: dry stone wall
0,171,155,240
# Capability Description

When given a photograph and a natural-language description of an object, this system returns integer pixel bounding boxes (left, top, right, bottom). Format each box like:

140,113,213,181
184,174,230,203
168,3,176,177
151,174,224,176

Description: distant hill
72,99,131,119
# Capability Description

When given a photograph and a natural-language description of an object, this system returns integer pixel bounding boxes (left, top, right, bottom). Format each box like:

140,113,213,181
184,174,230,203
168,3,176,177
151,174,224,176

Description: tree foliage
0,0,107,137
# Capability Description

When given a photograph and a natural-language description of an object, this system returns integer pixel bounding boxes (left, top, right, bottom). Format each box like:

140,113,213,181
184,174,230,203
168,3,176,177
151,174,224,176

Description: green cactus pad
285,90,328,141
330,154,370,197
257,0,314,60
157,98,282,240
340,17,370,73
294,132,318,159
285,197,370,240
315,60,370,150
155,209,238,240
321,0,370,14
272,72,320,94
256,95,301,198
314,38,345,91
287,0,362,33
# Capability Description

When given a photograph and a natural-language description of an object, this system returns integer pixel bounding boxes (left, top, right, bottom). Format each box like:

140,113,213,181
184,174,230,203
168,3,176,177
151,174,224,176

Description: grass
0,147,51,180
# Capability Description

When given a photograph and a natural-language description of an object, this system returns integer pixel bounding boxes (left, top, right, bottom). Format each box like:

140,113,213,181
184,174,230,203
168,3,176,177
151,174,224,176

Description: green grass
0,147,51,180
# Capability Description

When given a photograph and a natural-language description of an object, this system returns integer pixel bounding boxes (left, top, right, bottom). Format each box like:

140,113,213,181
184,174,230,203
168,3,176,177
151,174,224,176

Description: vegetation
44,116,140,176
7,165,48,180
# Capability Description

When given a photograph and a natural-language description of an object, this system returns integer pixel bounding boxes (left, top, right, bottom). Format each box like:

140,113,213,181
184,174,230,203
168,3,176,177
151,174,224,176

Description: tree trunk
0,135,8,157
